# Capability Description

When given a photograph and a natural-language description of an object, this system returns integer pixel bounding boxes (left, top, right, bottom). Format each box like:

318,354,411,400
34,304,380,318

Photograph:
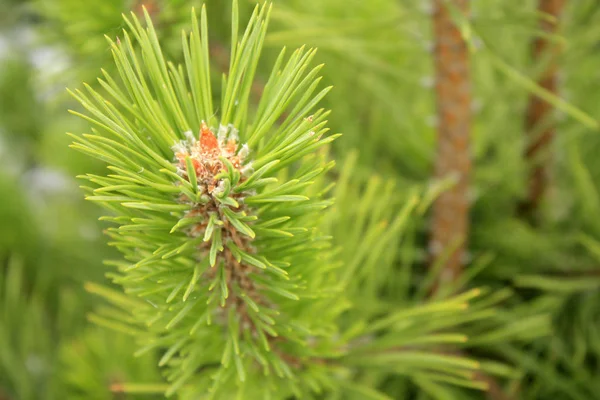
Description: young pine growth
68,2,499,398
69,2,343,398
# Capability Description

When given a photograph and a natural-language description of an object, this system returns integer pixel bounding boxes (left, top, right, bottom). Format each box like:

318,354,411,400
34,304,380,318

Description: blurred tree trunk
521,0,566,216
430,0,471,284
428,6,510,395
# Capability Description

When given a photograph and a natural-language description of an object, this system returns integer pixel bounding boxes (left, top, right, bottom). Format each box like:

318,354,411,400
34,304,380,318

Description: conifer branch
69,3,343,396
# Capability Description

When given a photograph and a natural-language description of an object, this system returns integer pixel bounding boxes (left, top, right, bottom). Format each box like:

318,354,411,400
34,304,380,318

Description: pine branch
520,0,566,217
69,2,344,397
429,0,471,283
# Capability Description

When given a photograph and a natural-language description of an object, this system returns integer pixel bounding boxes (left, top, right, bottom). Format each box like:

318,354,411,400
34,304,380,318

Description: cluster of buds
172,122,249,195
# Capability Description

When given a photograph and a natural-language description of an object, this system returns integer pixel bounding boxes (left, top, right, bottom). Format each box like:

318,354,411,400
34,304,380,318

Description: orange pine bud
199,121,219,152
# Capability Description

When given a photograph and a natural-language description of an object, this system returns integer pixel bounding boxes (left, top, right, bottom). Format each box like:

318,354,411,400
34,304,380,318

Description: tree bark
430,0,472,284
521,0,566,216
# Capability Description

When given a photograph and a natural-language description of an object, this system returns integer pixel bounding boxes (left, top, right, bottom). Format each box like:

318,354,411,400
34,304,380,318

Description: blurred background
1,0,600,399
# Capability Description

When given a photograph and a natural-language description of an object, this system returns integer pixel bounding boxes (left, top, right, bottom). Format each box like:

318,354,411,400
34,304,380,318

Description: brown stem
428,3,513,399
429,0,471,284
520,0,566,217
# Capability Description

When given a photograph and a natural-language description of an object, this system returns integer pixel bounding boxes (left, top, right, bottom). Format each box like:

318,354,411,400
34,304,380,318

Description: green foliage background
1,0,600,399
